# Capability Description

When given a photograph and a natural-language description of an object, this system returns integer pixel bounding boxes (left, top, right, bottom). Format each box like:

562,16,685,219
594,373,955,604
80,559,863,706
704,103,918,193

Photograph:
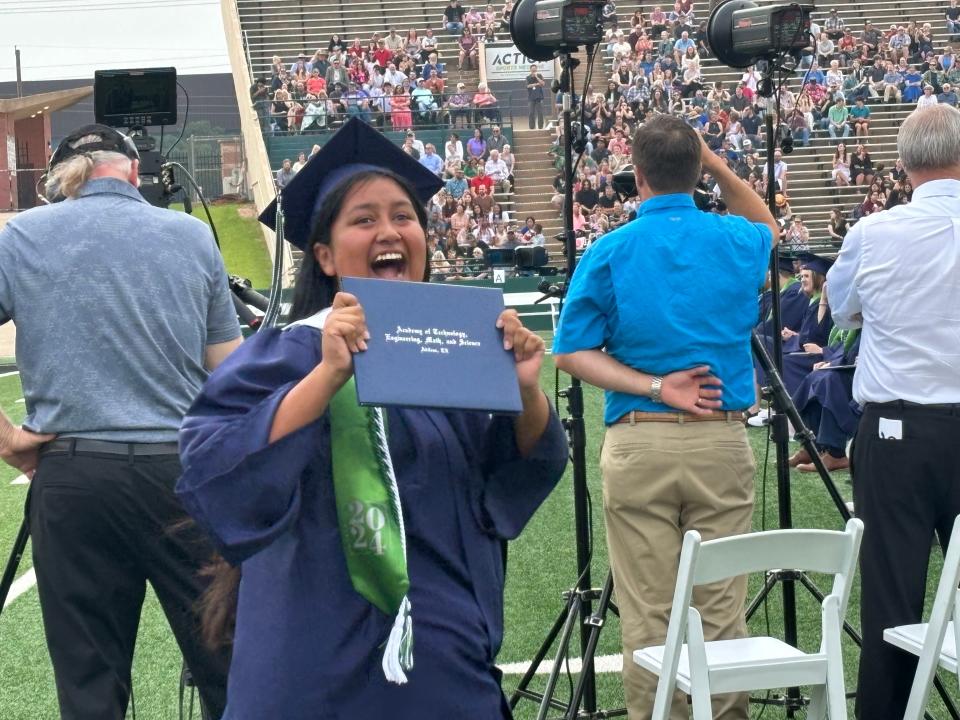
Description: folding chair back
651,519,863,720
887,516,960,720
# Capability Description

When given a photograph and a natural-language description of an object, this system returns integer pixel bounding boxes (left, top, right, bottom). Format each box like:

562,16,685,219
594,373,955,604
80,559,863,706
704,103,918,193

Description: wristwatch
649,376,663,404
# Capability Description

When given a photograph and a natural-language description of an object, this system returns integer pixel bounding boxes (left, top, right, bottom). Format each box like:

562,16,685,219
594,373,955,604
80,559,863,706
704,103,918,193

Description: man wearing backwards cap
828,103,960,720
0,124,238,718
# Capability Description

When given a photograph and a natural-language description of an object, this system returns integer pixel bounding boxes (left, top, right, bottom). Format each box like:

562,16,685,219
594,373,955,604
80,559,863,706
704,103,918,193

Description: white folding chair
883,515,960,720
634,519,864,720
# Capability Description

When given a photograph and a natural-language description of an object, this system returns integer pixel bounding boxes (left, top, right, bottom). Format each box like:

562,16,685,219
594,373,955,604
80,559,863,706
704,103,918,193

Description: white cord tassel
382,596,413,684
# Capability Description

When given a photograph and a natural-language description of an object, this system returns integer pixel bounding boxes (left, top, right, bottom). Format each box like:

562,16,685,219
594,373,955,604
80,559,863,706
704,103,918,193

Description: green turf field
0,353,955,719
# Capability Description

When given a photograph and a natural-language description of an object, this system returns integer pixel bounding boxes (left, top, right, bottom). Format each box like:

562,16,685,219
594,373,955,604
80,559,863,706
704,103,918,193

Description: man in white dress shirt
828,103,960,720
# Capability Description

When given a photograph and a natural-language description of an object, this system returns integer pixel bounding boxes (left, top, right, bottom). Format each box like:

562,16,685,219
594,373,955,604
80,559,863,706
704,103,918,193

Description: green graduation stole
286,314,413,684
827,326,860,353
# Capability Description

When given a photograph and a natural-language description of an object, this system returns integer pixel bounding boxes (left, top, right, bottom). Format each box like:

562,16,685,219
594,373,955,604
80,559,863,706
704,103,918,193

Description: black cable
162,161,219,248
159,125,165,157
166,81,191,158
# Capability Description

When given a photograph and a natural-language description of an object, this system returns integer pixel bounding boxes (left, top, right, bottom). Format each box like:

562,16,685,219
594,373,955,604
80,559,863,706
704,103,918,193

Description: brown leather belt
612,410,746,425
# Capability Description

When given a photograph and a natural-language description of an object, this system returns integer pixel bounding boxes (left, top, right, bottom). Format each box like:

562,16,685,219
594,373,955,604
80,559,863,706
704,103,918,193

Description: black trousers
528,99,544,129
853,402,960,720
28,448,230,720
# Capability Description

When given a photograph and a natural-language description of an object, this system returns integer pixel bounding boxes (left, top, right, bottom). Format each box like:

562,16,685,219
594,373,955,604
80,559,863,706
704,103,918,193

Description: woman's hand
782,327,798,340
497,309,545,395
660,366,723,415
320,292,369,387
803,343,823,354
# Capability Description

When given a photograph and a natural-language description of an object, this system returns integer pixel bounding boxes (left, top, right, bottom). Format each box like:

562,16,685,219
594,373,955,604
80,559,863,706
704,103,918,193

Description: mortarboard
259,117,443,250
777,248,798,274
799,252,834,276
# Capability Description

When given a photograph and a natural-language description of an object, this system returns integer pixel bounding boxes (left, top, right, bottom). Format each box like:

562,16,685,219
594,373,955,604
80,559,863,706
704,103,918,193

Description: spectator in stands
827,96,851,140
832,143,851,186
411,79,439,125
458,27,479,70
444,0,465,34
889,26,911,62
847,96,870,137
486,125,506,155
827,207,848,245
325,56,349,89
467,127,487,161
939,82,959,106
390,86,413,130
419,144,443,177
765,148,789,193
885,178,913,209
291,152,308,174
272,87,292,133
469,163,493,196
472,83,500,124
882,61,904,102
817,32,836,67
917,84,939,108
444,83,471,128
500,144,516,179
824,8,845,40
860,20,880,58
859,190,883,217
276,158,295,189
445,132,464,164
785,215,810,251
526,64,546,130
574,178,599,211
948,0,960,40
902,65,924,103
484,150,512,194
850,144,875,186
445,167,468,199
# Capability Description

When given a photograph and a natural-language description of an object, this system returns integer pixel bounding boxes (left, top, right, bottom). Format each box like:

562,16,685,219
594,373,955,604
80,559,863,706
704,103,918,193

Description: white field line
15,398,24,404
0,371,18,378
11,474,28,485
498,653,623,675
3,568,36,609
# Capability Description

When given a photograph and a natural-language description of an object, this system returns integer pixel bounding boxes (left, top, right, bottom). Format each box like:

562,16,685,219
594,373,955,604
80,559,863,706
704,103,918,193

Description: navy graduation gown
791,333,861,454
780,329,858,396
758,279,806,336
781,295,833,354
176,325,568,720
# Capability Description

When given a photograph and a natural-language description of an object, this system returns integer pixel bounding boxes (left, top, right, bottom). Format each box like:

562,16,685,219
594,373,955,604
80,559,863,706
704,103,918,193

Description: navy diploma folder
342,277,523,414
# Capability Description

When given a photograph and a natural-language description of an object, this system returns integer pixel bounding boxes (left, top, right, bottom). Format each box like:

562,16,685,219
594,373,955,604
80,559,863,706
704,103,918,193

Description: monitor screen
94,68,178,128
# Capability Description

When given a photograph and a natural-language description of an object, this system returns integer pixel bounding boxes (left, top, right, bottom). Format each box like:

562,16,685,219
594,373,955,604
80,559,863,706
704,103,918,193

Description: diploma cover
342,277,523,414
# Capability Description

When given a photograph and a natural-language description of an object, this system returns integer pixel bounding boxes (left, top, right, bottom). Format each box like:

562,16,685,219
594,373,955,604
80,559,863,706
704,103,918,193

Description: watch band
649,375,663,404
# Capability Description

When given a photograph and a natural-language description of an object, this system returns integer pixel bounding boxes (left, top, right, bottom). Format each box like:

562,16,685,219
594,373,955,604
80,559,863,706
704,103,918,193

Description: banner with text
483,44,555,82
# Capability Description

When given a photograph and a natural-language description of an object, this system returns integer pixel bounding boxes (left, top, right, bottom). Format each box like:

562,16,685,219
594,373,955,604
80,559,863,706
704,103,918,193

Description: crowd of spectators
539,3,953,253
250,1,518,135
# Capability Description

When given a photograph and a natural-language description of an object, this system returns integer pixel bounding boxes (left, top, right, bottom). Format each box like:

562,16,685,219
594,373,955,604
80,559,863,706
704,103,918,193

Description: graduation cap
259,117,443,250
777,248,798,274
799,252,834,276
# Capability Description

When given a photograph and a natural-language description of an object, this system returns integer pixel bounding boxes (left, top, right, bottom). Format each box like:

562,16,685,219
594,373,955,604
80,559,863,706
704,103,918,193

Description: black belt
40,438,180,457
865,400,960,412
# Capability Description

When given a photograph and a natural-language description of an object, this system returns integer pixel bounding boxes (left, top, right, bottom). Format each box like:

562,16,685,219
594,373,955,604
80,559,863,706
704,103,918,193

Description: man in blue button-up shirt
554,115,776,720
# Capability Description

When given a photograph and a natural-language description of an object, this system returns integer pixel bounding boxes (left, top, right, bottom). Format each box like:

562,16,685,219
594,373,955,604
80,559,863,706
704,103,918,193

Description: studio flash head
707,1,814,69
510,0,609,61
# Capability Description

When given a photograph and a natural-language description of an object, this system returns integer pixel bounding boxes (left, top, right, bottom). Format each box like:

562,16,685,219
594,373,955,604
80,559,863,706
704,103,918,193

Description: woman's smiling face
314,176,427,282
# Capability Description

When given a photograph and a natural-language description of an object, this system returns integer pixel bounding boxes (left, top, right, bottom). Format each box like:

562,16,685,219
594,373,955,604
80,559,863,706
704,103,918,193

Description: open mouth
370,251,407,279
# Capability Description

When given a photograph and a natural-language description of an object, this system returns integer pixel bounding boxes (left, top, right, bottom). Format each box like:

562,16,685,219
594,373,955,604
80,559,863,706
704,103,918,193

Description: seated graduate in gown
176,118,568,720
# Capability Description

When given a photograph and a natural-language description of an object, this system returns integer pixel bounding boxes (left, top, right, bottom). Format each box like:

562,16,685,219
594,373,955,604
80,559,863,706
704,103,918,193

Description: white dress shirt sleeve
826,221,863,329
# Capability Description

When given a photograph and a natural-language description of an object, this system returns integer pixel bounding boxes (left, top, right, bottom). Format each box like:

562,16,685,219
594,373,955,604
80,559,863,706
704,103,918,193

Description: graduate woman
175,119,569,719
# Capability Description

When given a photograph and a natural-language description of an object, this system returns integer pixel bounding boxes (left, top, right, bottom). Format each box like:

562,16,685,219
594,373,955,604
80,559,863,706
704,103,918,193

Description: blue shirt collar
76,177,148,204
636,193,696,215
912,178,960,200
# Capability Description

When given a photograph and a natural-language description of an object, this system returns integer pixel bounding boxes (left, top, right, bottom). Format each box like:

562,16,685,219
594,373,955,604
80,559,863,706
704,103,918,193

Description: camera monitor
94,68,178,128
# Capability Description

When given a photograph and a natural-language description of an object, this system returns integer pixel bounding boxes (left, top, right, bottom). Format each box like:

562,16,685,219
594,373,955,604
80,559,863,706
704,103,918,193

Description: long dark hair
199,168,431,649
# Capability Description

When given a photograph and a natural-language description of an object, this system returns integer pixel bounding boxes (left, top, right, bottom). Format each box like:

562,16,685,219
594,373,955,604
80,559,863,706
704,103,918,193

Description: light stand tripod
509,49,626,720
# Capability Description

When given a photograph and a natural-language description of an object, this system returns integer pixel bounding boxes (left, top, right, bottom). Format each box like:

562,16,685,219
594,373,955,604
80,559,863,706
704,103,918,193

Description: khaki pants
600,419,755,720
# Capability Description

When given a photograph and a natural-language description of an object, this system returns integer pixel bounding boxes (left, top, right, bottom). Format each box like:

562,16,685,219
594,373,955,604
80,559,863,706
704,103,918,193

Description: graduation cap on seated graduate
777,247,798,274
799,252,835,276
258,117,444,250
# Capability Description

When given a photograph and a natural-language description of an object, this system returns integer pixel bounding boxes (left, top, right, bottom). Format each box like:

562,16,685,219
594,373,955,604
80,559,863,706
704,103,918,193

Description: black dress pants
853,402,960,720
28,448,230,720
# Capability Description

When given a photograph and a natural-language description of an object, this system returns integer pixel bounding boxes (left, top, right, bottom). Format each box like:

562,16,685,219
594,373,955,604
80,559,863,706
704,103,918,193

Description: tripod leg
510,597,573,710
566,571,617,720
536,594,582,720
0,518,30,615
